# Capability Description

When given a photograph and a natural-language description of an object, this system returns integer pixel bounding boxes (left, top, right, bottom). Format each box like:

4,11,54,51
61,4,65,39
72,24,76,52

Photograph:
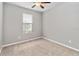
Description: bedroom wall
0,2,3,48
3,3,42,45
43,2,79,50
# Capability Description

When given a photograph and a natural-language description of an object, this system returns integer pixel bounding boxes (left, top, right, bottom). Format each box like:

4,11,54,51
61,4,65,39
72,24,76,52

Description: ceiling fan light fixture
32,2,51,9
35,2,41,6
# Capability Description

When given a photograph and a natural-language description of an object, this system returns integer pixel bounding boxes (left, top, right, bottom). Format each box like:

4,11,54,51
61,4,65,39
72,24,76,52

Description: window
23,13,32,33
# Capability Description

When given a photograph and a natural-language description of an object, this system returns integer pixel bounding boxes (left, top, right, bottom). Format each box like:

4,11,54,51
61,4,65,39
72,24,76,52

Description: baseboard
43,37,79,52
2,36,79,52
2,36,42,48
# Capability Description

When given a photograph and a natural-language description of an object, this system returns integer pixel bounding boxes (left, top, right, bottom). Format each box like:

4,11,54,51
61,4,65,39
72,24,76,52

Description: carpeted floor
1,38,79,56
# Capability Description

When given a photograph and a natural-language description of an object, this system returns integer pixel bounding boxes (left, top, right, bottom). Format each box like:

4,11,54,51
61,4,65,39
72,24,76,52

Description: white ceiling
8,2,54,12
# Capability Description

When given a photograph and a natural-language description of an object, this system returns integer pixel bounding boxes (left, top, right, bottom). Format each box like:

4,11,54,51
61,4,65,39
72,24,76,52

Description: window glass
23,13,32,33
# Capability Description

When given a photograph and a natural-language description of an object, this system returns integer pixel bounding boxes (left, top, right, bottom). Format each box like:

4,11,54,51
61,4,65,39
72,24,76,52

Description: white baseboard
1,36,79,53
2,36,42,48
43,37,79,52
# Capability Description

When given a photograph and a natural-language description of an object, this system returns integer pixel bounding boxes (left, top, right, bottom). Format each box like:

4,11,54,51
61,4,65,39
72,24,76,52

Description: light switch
18,36,21,39
68,40,72,43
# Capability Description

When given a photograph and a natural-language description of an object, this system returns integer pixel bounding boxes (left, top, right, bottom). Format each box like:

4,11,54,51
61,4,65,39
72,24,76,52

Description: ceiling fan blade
40,5,44,9
32,5,36,8
41,2,51,3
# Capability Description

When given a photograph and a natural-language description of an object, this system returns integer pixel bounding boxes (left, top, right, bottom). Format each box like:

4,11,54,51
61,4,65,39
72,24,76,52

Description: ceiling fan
32,2,51,9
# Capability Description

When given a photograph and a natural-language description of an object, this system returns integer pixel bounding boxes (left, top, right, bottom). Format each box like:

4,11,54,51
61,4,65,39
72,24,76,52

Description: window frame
22,13,33,34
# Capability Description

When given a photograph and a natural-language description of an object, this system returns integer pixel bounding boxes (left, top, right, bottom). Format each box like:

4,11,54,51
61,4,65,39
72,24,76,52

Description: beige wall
0,2,3,48
3,3,42,45
43,2,79,50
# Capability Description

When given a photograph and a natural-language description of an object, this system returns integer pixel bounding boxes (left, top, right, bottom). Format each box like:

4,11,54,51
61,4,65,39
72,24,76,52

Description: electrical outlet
68,40,72,43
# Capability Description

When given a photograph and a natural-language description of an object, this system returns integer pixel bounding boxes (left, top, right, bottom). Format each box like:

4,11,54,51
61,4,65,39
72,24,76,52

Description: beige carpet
0,38,79,56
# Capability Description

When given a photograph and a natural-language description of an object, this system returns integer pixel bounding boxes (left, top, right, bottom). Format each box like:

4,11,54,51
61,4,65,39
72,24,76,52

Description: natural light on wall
23,13,32,33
